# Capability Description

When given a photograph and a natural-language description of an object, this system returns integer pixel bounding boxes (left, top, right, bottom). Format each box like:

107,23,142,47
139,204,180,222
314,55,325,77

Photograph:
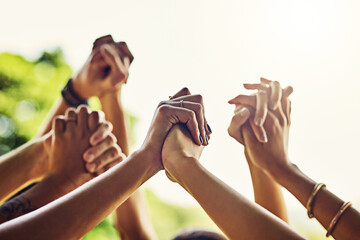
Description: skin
161,124,305,240
0,91,207,240
0,106,125,224
228,78,291,221
98,84,157,239
230,78,360,240
0,113,119,205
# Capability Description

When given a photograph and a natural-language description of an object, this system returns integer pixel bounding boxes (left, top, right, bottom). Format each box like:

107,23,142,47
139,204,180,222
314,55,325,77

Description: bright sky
1,0,360,236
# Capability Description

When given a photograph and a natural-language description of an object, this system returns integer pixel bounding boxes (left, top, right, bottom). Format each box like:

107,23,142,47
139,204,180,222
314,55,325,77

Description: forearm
100,90,156,240
0,174,72,224
273,163,360,239
176,159,303,240
0,137,48,203
99,89,129,155
0,150,160,240
246,155,288,222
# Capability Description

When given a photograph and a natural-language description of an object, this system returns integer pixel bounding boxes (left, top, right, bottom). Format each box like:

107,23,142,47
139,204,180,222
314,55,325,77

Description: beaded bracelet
61,79,88,107
326,201,352,237
306,183,326,218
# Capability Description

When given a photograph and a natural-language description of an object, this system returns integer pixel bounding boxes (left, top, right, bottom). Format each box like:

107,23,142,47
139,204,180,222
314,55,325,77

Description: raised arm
227,78,290,221
0,106,124,224
237,79,360,239
91,41,157,239
162,124,304,240
37,35,131,136
0,91,206,239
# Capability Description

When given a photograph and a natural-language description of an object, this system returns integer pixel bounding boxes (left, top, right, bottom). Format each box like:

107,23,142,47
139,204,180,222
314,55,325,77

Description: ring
179,100,184,108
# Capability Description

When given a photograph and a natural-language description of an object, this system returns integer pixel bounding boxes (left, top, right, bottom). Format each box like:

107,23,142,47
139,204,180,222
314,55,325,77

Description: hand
140,88,211,170
71,35,133,99
44,106,125,190
229,78,293,175
162,124,204,183
228,77,292,143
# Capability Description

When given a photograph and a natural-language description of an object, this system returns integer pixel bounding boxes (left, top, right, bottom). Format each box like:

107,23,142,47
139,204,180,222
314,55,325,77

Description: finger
77,105,90,130
243,83,269,92
123,57,130,69
254,90,268,126
260,77,272,84
227,107,250,144
269,81,282,110
100,44,128,84
65,107,77,122
160,101,207,145
116,41,134,63
96,158,123,174
85,145,122,173
228,94,256,108
83,134,117,163
171,87,191,99
88,111,100,133
281,86,293,124
89,121,113,146
53,116,65,136
282,86,294,98
170,94,212,137
93,35,114,51
249,116,268,143
159,105,202,145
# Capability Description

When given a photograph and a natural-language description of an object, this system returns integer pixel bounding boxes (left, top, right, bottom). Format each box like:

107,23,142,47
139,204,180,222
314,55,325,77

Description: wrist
269,162,299,185
71,74,91,100
163,154,200,184
134,147,163,174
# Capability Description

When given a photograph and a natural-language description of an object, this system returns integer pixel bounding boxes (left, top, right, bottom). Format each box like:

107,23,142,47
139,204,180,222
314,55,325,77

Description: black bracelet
61,79,88,107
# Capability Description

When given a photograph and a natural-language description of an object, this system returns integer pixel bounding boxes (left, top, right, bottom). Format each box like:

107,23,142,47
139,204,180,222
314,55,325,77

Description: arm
37,35,132,136
0,92,205,239
0,135,49,204
0,150,158,240
228,79,288,222
246,154,288,222
238,79,360,239
100,89,157,240
162,125,304,240
0,106,124,224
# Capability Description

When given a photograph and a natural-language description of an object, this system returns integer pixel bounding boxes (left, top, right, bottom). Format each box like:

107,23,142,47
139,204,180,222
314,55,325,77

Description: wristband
61,79,88,107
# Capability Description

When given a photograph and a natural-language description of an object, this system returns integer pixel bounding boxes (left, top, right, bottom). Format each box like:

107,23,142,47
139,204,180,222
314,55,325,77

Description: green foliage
0,49,72,154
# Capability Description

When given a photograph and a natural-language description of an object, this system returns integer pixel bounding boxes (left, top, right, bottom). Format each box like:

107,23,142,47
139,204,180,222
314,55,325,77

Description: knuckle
104,121,113,131
77,105,89,113
182,87,190,95
157,105,169,115
158,100,168,107
194,94,203,103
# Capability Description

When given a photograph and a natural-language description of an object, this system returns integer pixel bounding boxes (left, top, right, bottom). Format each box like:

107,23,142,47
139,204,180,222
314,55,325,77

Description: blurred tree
0,49,72,155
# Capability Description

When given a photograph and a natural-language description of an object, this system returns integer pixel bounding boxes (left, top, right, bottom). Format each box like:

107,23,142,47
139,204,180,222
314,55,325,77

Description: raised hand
44,105,125,190
140,88,211,170
71,35,134,99
228,78,293,175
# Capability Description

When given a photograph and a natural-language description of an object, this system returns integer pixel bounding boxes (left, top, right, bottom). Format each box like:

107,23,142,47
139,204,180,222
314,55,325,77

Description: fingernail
199,135,203,144
239,108,248,117
261,134,268,143
205,135,209,145
255,118,262,126
87,163,96,173
207,123,212,133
